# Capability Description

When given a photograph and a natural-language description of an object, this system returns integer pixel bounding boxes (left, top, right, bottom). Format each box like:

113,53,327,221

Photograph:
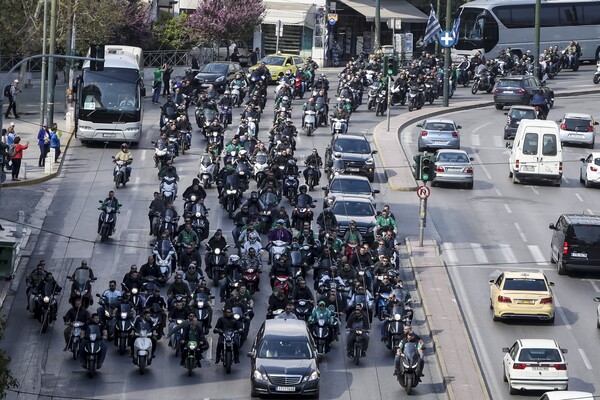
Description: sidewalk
372,86,600,400
1,75,74,188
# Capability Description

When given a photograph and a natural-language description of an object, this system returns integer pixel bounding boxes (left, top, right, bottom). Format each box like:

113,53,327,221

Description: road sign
439,30,456,48
276,20,283,37
328,13,338,25
416,185,431,199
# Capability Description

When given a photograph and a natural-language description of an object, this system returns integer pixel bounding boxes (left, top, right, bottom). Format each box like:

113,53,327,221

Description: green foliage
0,317,18,399
152,12,195,50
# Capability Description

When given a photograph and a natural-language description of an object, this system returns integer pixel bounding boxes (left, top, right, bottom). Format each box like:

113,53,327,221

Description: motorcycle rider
122,264,144,291
205,229,228,278
180,243,203,272
98,191,120,234
346,304,370,357
330,105,349,132
566,40,578,68
308,300,335,349
160,95,177,127
242,247,263,288
177,221,200,253
113,143,133,182
179,316,209,366
292,185,314,226
391,72,409,105
32,271,62,319
394,328,425,378
158,160,179,181
276,302,298,319
214,308,244,364
268,219,293,247
140,255,167,286
218,91,234,124
290,277,314,305
281,119,298,151
167,273,192,309
26,260,47,310
374,209,398,237
301,97,317,127
167,299,190,347
79,313,108,368
240,229,262,256
230,73,247,103
374,274,395,318
346,284,374,320
530,90,549,119
182,177,207,201
220,255,245,302
318,266,346,294
267,288,288,317
63,298,91,351
343,220,363,248
144,287,168,335
148,192,166,236
303,148,323,185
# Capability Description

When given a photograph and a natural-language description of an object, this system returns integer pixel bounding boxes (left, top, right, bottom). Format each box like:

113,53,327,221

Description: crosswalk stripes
441,242,550,269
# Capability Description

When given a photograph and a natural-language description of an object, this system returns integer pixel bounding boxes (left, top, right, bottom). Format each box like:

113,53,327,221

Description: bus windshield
79,68,140,121
455,8,499,53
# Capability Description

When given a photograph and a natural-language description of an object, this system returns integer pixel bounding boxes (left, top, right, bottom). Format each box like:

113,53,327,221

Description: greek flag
452,9,463,41
422,6,442,47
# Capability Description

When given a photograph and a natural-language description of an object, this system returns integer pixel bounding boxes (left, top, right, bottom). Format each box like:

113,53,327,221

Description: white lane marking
473,153,492,180
473,121,494,133
575,193,584,202
132,176,140,191
447,264,554,270
443,242,459,266
554,297,571,330
530,186,539,195
578,348,593,370
514,222,527,242
471,135,481,147
141,149,146,161
124,232,139,254
587,279,600,293
563,177,569,184
495,188,502,197
587,209,595,215
504,203,512,214
499,244,517,266
470,242,489,265
206,337,213,360
528,245,547,266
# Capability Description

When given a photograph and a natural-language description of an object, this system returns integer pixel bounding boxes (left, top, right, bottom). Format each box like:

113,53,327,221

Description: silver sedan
417,118,461,152
431,149,474,189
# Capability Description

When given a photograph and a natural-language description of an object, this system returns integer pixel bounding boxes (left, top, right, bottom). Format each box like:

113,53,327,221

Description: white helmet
229,255,240,263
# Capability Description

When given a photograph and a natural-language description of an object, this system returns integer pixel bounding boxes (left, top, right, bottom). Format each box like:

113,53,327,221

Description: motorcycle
315,97,327,127
113,303,134,355
196,106,218,135
223,183,242,219
292,195,315,231
236,161,251,193
397,342,422,394
407,85,424,112
391,85,407,106
304,165,320,191
374,90,387,116
230,84,243,107
160,176,178,203
471,69,494,94
186,203,209,241
423,82,435,105
294,299,313,321
178,130,192,155
348,328,369,365
33,280,59,333
232,305,252,345
132,324,154,375
330,117,348,135
153,239,175,281
81,324,103,378
153,139,174,170
112,158,130,189
534,105,548,120
184,340,202,376
303,110,317,136
198,153,218,189
98,200,119,242
253,152,269,188
258,192,279,233
594,61,600,85
293,76,305,99
68,321,85,360
366,82,382,110
311,317,331,354
193,292,213,333
382,305,411,351
273,274,292,298
158,208,179,240
205,243,229,287
284,174,300,205
242,265,261,295
215,329,238,374
270,239,290,264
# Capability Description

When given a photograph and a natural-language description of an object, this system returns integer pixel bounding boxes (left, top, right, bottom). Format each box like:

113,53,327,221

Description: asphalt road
2,72,448,400
401,92,600,399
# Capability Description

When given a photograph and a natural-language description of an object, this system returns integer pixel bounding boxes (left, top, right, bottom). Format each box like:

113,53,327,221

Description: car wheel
580,170,585,183
431,181,437,187
417,145,424,152
548,315,555,324
367,174,375,183
589,140,595,149
554,179,561,187
250,384,260,398
504,132,509,140
585,177,592,188
493,311,500,321
548,96,554,108
490,299,493,310
557,254,568,276
466,182,473,190
495,104,504,110
508,170,513,178
597,317,600,329
509,381,518,395
512,173,519,184
503,367,508,382
550,248,556,264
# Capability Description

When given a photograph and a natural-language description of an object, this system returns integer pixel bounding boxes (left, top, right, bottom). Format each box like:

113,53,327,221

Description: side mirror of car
505,142,513,149
416,123,422,128
489,279,495,284
593,297,600,302
503,112,508,116
561,348,568,354
456,125,462,129
247,350,256,358
371,150,378,155
373,189,380,194
502,347,510,353
141,87,147,97
548,223,556,230
322,186,328,191
469,157,475,161
549,281,555,286
98,200,103,204
580,158,586,162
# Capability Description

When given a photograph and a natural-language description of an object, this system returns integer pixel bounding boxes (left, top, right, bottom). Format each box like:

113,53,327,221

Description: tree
0,318,18,399
109,1,154,49
186,0,265,46
152,12,195,50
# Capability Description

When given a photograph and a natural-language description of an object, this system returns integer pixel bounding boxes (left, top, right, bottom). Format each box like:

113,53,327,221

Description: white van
508,120,563,186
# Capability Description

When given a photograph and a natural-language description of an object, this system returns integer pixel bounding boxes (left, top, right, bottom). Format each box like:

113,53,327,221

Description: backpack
3,85,10,97
8,145,16,157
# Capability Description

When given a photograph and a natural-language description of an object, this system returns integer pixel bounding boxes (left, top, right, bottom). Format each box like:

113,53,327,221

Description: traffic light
421,155,432,181
386,55,396,75
90,44,105,71
412,154,422,180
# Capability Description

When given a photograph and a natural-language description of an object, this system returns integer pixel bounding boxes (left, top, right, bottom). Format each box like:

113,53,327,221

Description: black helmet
120,143,129,151
299,185,308,193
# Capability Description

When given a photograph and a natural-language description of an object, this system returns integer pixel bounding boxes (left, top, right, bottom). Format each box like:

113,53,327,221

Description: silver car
417,119,461,152
432,149,474,189
557,113,598,148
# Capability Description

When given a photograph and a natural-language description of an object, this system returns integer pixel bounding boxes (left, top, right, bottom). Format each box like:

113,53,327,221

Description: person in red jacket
11,136,29,181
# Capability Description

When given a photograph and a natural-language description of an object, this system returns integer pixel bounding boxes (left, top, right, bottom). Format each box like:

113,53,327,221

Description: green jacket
376,215,397,229
178,229,199,246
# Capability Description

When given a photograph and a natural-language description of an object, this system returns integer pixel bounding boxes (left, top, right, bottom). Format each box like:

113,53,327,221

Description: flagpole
443,0,452,107
374,0,381,50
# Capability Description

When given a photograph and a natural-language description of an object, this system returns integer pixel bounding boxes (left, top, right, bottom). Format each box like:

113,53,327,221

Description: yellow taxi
489,271,555,323
248,53,305,83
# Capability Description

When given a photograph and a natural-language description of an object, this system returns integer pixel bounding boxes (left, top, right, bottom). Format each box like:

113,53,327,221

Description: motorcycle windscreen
403,342,419,365
72,269,92,287
225,174,240,189
157,240,172,258
261,192,278,208
200,155,213,167
290,251,303,265
41,281,57,296
296,194,312,208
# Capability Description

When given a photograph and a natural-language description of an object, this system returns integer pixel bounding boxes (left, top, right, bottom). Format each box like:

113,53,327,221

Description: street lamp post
533,0,541,78
374,0,381,50
45,0,58,126
442,0,452,107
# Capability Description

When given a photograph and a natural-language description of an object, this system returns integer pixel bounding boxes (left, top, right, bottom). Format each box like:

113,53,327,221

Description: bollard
45,154,53,174
22,163,27,179
15,210,25,238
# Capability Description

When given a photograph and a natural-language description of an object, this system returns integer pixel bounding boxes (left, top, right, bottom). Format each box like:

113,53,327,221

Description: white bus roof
83,45,142,70
462,0,600,7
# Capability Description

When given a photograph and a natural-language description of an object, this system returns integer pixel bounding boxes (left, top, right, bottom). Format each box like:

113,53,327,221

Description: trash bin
0,240,18,279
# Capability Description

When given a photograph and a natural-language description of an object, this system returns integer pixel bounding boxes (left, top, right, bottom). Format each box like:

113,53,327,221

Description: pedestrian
4,79,21,119
250,48,260,66
49,124,61,163
37,123,50,167
152,65,163,104
162,64,173,97
11,136,28,181
6,123,15,146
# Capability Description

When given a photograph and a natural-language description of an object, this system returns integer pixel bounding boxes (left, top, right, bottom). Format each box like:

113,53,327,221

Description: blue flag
422,6,442,47
452,9,463,42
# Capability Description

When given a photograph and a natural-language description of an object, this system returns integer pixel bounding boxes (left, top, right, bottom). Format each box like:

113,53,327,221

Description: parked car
249,319,320,398
322,175,379,207
493,75,554,110
504,105,537,140
579,152,600,187
537,392,594,400
502,339,568,394
248,53,305,83
325,134,377,182
417,119,461,152
549,214,600,275
489,271,555,323
557,112,598,148
193,62,244,92
431,149,474,189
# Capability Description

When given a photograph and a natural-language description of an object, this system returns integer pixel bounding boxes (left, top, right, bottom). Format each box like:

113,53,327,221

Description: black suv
549,214,600,275
248,319,320,398
503,105,538,139
493,75,554,111
325,134,377,182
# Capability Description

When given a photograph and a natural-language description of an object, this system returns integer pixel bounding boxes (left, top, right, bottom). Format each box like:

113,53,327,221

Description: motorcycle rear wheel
100,225,109,242
594,75,600,85
202,177,210,189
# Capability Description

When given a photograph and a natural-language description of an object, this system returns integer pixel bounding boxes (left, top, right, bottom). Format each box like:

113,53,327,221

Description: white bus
453,0,600,62
76,45,145,145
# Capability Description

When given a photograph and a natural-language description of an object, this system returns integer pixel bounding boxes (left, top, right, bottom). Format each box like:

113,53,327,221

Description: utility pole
39,0,49,127
374,0,381,50
442,0,452,107
533,0,541,78
45,0,58,126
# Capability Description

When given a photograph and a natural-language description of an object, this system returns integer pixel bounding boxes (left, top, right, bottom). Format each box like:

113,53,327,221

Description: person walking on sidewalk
162,64,173,97
50,124,61,163
11,136,28,181
4,79,21,119
37,123,50,167
152,66,163,104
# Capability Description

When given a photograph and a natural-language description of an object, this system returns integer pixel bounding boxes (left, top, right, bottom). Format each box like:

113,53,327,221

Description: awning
262,1,317,29
339,0,428,23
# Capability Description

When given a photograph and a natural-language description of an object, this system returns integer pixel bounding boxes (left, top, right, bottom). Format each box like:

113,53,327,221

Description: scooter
153,240,175,281
396,342,423,394
33,281,60,333
303,110,317,136
193,292,213,334
374,89,387,116
98,201,119,242
132,326,154,375
113,303,134,355
349,328,369,366
311,317,332,355
183,340,202,376
81,325,103,378
205,244,229,287
68,321,84,360
160,176,178,203
198,153,218,189
215,329,238,374
330,117,348,134
112,158,130,189
594,61,600,85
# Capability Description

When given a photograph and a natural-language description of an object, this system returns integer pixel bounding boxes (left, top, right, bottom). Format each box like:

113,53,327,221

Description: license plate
571,252,587,257
503,90,513,94
532,366,548,371
568,133,584,138
517,300,535,305
522,165,535,171
103,133,116,138
434,140,446,144
275,386,296,392
347,168,360,172
446,167,462,172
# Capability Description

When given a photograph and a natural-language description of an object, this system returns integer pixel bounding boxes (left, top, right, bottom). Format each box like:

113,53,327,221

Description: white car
502,339,568,394
594,297,600,328
538,392,594,400
557,112,598,148
579,152,600,187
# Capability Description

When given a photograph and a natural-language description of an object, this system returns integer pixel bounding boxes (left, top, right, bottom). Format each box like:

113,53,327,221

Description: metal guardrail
1,57,44,72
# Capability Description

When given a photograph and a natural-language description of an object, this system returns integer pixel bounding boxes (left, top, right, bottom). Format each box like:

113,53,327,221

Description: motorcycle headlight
189,342,197,350
196,212,202,218
131,288,138,295
121,312,128,319
214,248,221,255
253,369,268,381
190,195,197,202
43,296,50,303
356,330,362,335
239,171,245,176
365,158,373,165
226,189,236,195
304,370,319,382
318,318,325,326
394,314,401,321
234,313,241,320
403,360,411,368
89,333,97,341
105,310,110,318
197,301,205,307
177,319,183,324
